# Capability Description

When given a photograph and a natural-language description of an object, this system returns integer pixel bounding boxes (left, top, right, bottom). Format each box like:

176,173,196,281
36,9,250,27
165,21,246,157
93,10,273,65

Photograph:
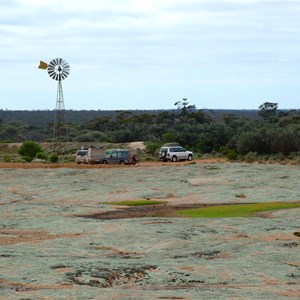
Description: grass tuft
176,202,300,218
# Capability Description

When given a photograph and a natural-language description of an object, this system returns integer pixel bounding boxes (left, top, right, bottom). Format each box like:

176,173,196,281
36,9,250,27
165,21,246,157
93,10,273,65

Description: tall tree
174,98,196,116
258,102,278,119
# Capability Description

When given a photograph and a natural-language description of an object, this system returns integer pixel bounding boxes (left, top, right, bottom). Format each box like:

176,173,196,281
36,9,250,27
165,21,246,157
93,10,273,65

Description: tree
0,124,20,141
258,102,278,119
268,127,300,156
174,98,196,116
18,141,43,161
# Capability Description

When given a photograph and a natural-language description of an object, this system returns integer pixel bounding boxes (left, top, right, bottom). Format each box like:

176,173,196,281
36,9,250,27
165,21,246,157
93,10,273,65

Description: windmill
38,58,70,148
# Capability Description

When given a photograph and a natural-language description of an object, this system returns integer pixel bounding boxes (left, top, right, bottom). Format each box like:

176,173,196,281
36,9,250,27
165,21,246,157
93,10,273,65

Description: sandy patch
0,229,82,245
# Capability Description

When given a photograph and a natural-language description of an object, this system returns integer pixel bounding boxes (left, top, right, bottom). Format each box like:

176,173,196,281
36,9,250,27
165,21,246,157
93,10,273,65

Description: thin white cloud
0,0,299,109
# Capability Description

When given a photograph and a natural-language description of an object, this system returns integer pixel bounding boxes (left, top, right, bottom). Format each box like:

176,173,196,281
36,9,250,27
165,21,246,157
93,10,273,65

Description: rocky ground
0,161,300,299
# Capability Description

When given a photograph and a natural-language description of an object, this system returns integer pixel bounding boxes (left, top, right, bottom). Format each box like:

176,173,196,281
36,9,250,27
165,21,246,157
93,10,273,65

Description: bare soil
0,158,225,169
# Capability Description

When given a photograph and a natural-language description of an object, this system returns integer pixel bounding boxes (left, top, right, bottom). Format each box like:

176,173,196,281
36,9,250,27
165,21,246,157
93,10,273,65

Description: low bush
36,152,47,160
18,141,43,161
22,156,32,162
3,155,11,162
145,142,161,156
50,153,59,163
227,149,238,161
244,151,258,163
219,146,229,154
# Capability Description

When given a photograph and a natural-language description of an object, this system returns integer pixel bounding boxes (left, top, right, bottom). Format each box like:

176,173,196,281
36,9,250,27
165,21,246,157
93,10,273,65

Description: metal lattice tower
39,58,70,148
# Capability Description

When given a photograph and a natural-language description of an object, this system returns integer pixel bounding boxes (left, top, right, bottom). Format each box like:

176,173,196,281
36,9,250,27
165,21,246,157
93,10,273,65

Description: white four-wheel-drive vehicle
75,149,88,164
159,144,193,162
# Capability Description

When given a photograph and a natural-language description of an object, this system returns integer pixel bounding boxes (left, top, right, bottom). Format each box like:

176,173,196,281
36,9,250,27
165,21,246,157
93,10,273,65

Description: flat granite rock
0,163,299,299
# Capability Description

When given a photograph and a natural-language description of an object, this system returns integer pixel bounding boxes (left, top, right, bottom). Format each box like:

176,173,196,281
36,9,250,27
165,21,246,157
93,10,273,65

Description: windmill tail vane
38,60,48,70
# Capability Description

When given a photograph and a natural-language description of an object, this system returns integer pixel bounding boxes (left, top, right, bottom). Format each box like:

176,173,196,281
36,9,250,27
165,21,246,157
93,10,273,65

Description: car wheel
161,151,167,157
187,154,193,161
102,160,108,164
171,156,177,162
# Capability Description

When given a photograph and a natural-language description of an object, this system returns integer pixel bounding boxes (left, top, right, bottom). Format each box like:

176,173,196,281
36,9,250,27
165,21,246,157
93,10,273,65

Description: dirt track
0,158,225,169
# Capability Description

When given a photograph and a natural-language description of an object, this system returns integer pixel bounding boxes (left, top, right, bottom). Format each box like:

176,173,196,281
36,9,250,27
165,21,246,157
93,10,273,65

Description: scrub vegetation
0,102,299,162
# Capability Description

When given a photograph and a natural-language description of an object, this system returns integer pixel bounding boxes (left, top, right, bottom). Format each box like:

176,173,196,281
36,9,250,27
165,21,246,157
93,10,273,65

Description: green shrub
18,141,43,161
144,157,156,161
162,133,178,143
3,155,11,162
22,156,32,162
219,145,229,154
75,131,107,142
227,149,238,160
272,153,285,161
244,151,258,163
36,152,47,160
50,153,59,163
145,142,160,156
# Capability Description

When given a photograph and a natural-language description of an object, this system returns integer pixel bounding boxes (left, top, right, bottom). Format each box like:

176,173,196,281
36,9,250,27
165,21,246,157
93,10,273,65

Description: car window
77,150,87,156
105,150,112,156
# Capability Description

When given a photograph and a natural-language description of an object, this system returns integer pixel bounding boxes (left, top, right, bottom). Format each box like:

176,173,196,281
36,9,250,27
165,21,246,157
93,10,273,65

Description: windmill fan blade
38,60,48,69
47,58,70,81
48,70,55,79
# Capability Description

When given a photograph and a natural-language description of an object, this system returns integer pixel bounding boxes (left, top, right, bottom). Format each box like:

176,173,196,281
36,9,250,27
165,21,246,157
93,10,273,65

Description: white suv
75,149,88,164
159,145,193,162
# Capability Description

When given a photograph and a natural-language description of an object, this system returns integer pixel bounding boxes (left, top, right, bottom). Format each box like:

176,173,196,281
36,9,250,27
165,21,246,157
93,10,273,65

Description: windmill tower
38,58,70,149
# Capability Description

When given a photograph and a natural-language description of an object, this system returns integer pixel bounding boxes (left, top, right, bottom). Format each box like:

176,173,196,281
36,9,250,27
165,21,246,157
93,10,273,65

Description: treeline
0,102,300,157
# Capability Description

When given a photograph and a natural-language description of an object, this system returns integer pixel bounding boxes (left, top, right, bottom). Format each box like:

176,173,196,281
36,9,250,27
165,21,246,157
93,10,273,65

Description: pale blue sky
1,0,300,110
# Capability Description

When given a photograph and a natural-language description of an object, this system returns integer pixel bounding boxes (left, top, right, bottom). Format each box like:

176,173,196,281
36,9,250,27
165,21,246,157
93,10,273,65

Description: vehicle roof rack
162,143,181,147
89,144,104,149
